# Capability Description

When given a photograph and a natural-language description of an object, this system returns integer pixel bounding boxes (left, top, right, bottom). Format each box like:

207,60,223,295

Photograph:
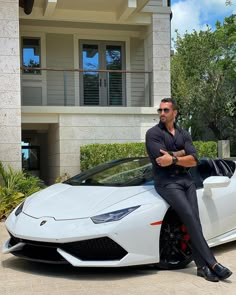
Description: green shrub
193,141,217,159
80,141,217,171
80,143,147,171
0,162,45,220
0,187,24,220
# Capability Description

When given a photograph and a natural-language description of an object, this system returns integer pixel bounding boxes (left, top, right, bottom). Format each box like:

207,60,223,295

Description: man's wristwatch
172,156,178,165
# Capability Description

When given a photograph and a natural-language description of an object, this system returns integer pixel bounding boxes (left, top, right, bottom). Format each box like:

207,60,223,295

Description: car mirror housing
203,176,230,190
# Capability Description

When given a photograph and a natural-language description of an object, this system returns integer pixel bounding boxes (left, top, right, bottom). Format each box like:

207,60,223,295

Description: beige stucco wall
0,0,21,170
46,33,75,106
145,13,171,107
130,37,146,106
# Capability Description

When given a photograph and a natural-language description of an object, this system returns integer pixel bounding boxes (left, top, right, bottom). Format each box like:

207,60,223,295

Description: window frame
20,32,47,105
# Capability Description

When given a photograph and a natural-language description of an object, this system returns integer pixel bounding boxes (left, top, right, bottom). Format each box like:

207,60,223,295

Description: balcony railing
21,67,152,107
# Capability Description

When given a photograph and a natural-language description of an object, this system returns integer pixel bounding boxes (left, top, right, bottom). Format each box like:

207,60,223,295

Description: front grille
63,237,127,261
8,235,127,263
9,236,66,263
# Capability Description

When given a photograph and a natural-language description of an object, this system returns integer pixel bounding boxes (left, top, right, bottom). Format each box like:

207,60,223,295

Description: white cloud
171,0,235,39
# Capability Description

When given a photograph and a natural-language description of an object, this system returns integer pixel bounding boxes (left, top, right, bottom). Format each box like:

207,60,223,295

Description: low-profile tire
156,209,193,270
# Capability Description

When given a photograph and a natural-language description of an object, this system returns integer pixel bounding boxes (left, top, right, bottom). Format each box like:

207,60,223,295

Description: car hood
23,183,152,220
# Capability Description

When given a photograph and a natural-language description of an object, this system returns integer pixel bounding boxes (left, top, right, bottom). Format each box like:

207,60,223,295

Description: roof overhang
19,0,171,25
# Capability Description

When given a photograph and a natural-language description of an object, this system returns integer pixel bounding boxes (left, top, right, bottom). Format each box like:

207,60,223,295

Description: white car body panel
4,186,169,266
23,184,154,219
198,176,236,240
2,158,236,267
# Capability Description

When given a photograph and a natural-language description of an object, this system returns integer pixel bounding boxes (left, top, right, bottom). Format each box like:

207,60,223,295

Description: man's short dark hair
161,98,178,110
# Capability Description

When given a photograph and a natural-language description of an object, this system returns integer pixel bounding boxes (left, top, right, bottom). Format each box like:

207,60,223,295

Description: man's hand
156,149,173,167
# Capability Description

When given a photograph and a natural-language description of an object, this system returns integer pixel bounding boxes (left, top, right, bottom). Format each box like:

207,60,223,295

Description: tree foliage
171,15,236,145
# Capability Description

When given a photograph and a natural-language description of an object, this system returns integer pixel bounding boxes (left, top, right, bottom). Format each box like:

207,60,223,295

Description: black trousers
155,174,217,268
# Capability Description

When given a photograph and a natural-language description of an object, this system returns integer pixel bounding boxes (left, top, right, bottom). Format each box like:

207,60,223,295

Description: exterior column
0,0,21,170
146,13,171,107
218,140,230,158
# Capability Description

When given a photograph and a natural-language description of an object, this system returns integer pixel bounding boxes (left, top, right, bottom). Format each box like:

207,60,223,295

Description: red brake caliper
180,224,190,251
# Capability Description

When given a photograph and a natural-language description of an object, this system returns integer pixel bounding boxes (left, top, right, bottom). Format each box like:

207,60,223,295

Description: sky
171,0,236,39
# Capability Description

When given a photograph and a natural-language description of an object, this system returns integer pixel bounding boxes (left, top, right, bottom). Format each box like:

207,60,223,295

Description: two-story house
0,0,172,184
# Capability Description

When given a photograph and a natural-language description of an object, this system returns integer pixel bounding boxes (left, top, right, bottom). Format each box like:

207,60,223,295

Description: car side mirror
203,176,230,189
203,176,230,198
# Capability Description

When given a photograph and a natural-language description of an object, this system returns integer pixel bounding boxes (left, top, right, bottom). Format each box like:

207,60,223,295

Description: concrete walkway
0,222,235,295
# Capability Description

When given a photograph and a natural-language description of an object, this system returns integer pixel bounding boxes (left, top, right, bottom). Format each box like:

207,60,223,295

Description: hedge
80,141,217,171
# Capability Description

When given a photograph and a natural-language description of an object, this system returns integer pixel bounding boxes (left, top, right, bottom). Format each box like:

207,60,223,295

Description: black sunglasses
157,108,171,114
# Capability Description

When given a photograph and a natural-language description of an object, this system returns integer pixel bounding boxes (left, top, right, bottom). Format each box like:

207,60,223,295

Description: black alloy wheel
157,209,193,270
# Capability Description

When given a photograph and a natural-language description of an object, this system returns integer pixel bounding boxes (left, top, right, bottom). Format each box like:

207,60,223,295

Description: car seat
214,158,234,178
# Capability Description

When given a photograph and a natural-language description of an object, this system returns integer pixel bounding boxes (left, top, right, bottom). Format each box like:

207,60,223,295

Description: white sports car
2,157,236,269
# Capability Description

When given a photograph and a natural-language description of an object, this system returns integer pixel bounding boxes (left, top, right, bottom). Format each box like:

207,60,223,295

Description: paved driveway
0,222,235,295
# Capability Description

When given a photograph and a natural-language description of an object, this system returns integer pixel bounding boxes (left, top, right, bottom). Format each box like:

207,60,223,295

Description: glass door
80,41,125,106
80,43,100,105
106,44,125,105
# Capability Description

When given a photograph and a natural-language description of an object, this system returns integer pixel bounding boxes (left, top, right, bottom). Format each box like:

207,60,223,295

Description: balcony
21,67,152,108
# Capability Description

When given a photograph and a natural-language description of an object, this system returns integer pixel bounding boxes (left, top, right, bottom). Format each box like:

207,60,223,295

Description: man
145,98,232,282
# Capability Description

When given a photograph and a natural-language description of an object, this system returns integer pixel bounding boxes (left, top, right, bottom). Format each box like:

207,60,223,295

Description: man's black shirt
146,121,198,183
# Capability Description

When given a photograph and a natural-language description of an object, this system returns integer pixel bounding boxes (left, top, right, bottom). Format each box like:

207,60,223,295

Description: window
22,37,41,74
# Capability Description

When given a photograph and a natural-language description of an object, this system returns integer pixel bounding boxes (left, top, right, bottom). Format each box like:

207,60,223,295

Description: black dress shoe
212,263,232,280
197,266,219,282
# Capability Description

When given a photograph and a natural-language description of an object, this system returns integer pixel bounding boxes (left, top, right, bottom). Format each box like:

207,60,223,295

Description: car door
197,176,236,240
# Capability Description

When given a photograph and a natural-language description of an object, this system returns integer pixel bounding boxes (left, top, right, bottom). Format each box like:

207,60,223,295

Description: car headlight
91,206,140,224
15,201,25,216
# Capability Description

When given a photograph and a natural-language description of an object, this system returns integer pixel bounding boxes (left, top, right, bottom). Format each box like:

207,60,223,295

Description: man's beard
160,116,166,122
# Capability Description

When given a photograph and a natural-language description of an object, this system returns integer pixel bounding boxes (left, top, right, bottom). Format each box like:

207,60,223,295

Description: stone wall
0,0,21,170
145,13,171,107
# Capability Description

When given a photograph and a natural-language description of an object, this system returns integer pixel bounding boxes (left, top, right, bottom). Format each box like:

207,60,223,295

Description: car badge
40,220,47,226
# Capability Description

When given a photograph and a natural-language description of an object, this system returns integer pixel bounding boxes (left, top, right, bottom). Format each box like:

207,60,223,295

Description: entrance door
80,41,125,106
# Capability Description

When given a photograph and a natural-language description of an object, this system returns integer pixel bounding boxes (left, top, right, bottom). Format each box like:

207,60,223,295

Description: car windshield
65,158,153,187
